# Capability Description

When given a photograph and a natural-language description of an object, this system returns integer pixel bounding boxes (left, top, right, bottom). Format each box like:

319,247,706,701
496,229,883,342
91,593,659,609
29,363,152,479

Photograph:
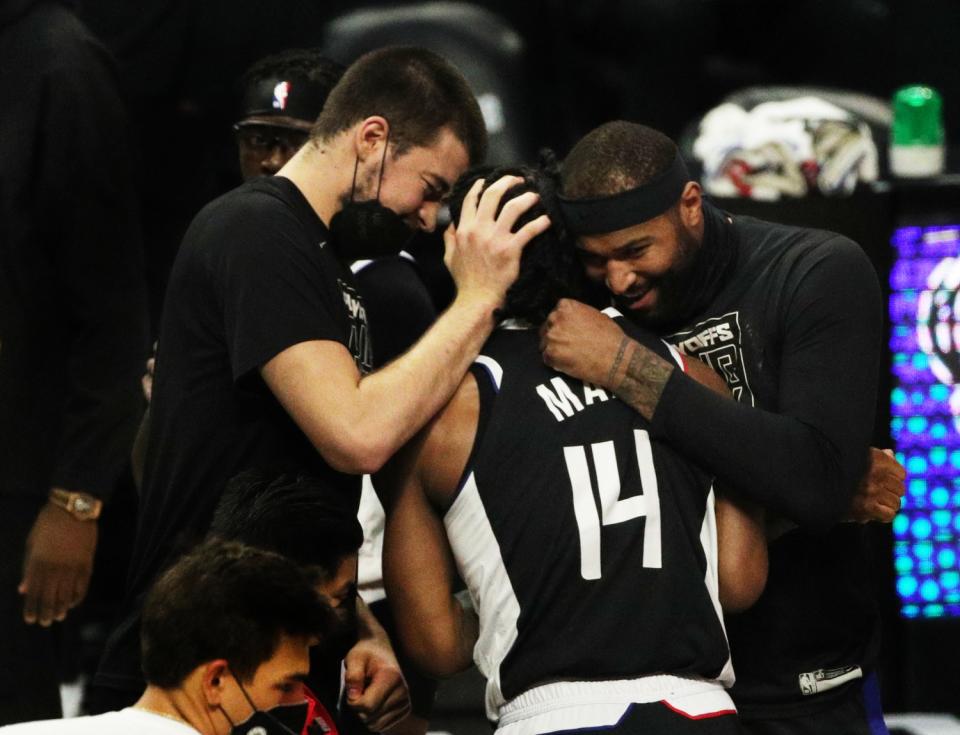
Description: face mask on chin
328,126,415,261
220,672,305,735
227,707,303,735
329,199,414,261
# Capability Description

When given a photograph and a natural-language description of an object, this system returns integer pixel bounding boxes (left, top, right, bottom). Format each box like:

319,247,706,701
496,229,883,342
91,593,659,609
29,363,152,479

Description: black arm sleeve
45,24,149,500
650,237,882,530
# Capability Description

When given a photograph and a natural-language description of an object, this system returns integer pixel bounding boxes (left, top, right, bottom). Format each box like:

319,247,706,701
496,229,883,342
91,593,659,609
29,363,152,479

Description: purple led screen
890,224,960,618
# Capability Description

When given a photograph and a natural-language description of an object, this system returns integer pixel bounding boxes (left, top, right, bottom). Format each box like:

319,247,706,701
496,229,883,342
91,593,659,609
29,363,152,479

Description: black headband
237,75,328,126
558,153,691,236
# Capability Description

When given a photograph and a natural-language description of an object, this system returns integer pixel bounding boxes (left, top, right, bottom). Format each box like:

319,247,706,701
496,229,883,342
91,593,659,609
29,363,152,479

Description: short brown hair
561,121,677,198
141,540,333,687
312,46,487,165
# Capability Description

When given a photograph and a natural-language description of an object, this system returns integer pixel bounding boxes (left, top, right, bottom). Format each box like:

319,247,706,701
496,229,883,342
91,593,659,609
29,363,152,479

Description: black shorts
739,673,888,735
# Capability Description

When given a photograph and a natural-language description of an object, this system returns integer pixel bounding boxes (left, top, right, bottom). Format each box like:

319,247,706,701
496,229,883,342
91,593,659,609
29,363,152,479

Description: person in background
0,0,148,723
233,48,345,181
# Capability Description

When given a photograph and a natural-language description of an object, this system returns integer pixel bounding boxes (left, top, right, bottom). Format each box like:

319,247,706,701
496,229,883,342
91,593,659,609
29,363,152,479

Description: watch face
66,494,98,520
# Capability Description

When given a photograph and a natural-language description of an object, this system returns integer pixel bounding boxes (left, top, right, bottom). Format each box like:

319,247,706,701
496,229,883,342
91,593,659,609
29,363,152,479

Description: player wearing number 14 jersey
378,166,768,735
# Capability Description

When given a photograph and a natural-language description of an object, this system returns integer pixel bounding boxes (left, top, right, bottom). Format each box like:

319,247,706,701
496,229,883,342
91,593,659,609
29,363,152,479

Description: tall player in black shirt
94,47,550,718
540,122,905,735
379,166,769,735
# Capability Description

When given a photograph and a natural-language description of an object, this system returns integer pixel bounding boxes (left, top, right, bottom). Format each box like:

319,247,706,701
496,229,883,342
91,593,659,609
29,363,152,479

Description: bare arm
716,491,767,612
262,297,491,474
263,177,549,474
377,377,480,678
680,355,768,612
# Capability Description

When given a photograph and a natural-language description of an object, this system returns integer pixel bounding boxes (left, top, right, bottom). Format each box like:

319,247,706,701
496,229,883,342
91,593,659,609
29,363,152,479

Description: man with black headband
378,165,769,735
95,45,549,720
540,121,903,735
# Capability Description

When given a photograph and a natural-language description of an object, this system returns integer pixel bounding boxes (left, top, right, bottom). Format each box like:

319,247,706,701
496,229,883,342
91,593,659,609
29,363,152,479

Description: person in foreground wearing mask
93,45,548,717
207,469,404,733
1,539,333,735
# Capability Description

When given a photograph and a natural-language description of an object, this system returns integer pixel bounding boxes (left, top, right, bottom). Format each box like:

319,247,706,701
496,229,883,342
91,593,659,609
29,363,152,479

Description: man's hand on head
849,447,906,523
445,175,550,310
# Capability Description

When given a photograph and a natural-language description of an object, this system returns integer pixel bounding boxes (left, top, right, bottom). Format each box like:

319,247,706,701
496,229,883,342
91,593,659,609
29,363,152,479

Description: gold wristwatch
48,489,102,521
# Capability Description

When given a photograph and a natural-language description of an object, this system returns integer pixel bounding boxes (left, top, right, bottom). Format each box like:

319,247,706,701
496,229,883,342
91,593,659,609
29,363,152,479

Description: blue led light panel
890,224,960,618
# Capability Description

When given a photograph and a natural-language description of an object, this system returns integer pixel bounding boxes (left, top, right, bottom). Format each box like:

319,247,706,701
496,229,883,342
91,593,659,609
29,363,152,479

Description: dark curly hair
449,153,595,325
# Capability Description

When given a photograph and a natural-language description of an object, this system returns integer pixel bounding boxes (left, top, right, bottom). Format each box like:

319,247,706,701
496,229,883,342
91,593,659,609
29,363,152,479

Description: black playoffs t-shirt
650,210,883,718
96,176,371,691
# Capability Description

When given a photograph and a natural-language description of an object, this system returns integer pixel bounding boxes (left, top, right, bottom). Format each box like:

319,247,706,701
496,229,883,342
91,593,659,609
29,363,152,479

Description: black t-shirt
650,209,883,719
96,176,371,691
454,315,730,718
352,254,437,367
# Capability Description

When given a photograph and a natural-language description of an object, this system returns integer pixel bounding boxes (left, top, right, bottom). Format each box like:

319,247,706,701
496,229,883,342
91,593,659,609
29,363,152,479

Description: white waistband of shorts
498,675,731,726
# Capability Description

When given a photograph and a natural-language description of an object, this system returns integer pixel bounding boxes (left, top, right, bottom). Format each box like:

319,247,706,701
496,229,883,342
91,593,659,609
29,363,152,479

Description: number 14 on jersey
563,429,662,580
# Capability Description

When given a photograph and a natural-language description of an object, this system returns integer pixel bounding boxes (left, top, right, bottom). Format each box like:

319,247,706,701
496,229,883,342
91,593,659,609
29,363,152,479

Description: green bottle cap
892,85,945,146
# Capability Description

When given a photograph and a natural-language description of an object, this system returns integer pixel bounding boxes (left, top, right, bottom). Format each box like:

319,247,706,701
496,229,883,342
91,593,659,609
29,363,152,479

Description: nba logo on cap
272,80,291,111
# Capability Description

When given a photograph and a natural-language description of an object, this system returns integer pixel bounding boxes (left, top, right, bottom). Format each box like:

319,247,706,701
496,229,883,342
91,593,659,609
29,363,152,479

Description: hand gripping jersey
446,309,734,727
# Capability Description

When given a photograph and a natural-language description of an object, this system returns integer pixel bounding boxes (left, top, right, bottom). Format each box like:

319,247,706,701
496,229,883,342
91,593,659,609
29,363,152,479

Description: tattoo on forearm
605,336,630,387
612,342,675,421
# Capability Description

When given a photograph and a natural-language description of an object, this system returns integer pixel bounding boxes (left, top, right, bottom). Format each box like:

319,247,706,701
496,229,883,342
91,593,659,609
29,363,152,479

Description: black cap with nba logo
235,49,345,130
236,75,329,130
